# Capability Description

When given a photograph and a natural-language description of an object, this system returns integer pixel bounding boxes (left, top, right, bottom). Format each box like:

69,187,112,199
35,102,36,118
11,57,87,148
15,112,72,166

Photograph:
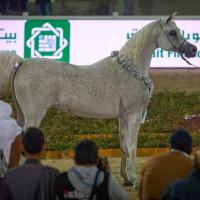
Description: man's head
170,129,192,154
22,127,45,155
74,140,98,165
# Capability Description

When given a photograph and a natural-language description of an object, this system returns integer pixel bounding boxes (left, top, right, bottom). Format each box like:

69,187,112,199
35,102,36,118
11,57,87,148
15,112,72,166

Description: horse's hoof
133,181,139,189
123,178,139,188
123,180,133,187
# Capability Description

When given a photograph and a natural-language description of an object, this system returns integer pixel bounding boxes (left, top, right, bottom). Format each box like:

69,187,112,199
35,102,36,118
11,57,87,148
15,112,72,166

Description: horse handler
0,100,22,175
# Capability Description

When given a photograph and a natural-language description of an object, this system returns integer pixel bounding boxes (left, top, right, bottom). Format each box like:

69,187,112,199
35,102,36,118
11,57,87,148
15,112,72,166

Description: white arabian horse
0,13,197,185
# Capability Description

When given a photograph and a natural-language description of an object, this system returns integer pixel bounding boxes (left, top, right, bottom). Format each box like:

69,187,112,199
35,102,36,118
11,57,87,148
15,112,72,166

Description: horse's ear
166,12,178,24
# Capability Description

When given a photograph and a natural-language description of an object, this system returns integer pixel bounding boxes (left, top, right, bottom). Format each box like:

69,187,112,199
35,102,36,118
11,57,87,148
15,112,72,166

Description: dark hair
74,140,98,165
22,127,45,154
170,129,192,154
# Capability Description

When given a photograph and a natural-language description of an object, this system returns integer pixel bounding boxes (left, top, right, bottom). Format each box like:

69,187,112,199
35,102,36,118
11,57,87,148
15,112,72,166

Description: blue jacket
162,170,200,200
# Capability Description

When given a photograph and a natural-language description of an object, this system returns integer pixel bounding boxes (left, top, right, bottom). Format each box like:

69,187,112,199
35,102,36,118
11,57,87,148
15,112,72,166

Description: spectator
138,129,193,200
139,0,153,15
0,176,2,199
55,139,129,200
0,153,6,200
123,0,129,15
0,100,21,200
0,100,22,172
1,127,59,200
8,0,27,14
9,0,20,14
0,0,9,14
35,0,52,15
162,150,200,200
20,0,28,14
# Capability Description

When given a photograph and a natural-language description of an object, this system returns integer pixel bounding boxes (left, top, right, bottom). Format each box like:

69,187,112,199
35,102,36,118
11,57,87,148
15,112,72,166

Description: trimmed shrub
2,91,200,150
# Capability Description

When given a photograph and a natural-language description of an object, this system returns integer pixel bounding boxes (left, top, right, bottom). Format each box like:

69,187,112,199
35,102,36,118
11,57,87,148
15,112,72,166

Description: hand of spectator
194,150,200,168
97,157,110,172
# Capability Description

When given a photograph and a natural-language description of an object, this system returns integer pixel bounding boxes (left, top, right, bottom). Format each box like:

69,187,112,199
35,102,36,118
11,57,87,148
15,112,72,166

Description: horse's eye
169,30,177,37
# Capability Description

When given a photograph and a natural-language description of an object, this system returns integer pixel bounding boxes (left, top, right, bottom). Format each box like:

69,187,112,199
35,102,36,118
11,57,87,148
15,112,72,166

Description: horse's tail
0,54,23,97
10,61,25,128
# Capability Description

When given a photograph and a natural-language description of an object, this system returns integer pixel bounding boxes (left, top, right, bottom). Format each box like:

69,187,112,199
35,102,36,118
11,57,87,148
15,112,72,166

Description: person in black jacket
1,127,59,200
55,139,128,200
20,0,28,13
162,150,200,200
35,0,52,15
0,0,9,14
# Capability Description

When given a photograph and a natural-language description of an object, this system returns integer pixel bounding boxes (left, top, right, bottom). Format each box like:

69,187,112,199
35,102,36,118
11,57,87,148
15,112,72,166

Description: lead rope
180,53,200,69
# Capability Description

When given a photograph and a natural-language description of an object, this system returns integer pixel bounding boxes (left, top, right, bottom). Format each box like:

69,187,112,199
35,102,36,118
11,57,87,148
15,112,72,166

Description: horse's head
157,12,197,58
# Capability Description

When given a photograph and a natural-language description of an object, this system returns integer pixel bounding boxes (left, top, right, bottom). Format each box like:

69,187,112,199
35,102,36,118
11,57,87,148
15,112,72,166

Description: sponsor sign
0,19,199,67
24,20,70,62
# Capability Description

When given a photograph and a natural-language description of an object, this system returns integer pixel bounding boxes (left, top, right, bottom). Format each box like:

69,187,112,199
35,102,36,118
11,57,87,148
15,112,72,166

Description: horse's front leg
119,117,129,183
119,112,142,187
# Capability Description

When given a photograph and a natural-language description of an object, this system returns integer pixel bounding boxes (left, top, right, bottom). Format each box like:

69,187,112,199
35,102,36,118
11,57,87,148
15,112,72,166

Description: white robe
0,100,22,164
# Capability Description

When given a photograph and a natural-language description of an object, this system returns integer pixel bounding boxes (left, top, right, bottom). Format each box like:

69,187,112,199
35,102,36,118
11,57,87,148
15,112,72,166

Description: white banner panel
0,20,26,57
70,20,200,67
0,19,200,68
70,20,150,65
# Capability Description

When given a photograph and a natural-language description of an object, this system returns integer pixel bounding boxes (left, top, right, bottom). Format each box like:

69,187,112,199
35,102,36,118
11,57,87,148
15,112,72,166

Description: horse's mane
120,20,157,62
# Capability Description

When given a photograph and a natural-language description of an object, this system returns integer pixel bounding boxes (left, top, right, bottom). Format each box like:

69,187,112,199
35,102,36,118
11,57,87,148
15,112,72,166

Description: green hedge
42,132,200,150
3,91,200,150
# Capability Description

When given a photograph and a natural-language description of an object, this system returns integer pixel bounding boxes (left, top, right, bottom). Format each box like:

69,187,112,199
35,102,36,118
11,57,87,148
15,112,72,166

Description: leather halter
159,19,199,68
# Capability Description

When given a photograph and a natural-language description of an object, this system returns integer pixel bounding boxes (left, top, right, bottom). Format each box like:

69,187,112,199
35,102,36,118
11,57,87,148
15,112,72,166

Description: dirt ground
43,157,146,200
150,68,200,93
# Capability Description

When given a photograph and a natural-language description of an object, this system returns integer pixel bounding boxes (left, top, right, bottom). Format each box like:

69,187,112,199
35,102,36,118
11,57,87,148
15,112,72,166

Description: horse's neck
120,21,158,75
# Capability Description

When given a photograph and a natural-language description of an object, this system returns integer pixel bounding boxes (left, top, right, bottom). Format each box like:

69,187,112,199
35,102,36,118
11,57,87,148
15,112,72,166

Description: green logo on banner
24,20,70,62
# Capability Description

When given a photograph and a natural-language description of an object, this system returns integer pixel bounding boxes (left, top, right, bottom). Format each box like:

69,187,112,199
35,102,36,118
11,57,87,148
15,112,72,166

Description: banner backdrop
0,19,200,67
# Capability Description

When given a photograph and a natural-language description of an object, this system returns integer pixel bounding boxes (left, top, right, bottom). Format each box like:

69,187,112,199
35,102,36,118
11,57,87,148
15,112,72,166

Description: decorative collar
111,50,153,97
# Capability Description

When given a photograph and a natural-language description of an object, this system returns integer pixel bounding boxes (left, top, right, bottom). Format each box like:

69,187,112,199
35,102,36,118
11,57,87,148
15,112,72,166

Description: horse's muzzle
179,41,197,58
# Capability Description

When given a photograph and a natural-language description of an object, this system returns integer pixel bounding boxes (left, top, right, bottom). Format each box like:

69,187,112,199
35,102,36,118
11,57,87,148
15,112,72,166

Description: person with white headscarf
0,100,22,177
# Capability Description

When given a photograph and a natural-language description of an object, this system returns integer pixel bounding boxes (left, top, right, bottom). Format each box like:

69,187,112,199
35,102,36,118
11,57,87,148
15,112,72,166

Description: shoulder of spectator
161,179,186,200
42,165,60,174
108,173,129,200
55,171,67,182
3,166,20,179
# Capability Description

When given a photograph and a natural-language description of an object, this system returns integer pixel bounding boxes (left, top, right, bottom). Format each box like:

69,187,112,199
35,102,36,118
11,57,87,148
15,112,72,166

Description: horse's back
13,56,149,121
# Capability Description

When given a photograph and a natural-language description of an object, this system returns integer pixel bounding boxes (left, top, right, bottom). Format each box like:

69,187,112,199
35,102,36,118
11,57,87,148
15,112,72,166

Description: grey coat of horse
0,13,197,185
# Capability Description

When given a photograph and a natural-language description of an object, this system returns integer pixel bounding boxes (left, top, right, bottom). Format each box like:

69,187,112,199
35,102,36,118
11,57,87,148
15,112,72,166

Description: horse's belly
58,96,120,119
72,105,119,119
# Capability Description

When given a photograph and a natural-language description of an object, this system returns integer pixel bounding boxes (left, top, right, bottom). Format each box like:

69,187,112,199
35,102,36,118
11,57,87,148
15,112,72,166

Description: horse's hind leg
14,92,48,131
11,82,25,127
13,83,50,130
15,103,25,128
23,107,48,131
